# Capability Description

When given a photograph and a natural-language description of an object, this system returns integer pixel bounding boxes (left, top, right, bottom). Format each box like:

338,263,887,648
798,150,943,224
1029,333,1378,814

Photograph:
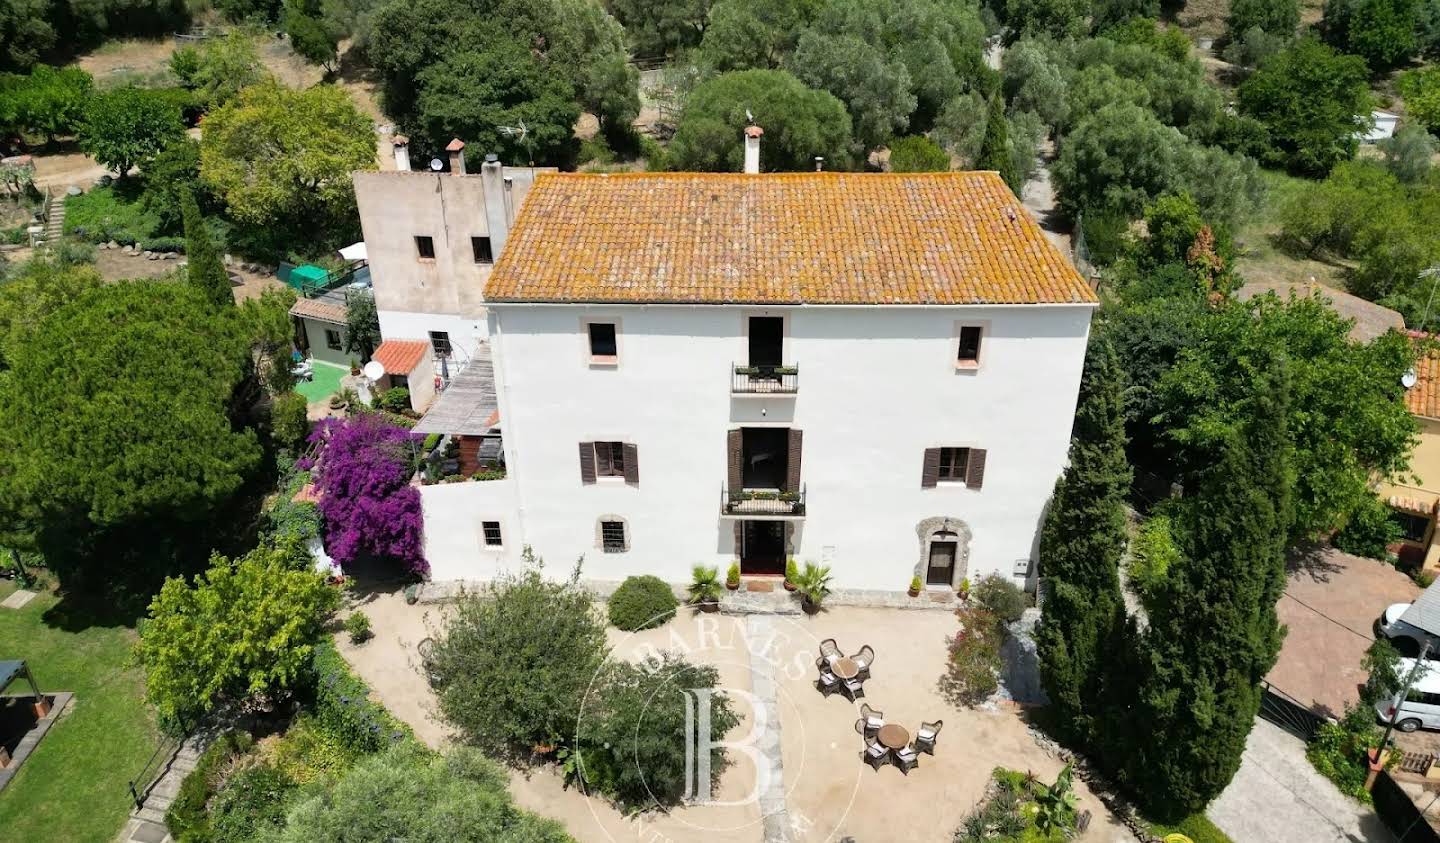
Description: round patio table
877,724,910,751
832,657,859,680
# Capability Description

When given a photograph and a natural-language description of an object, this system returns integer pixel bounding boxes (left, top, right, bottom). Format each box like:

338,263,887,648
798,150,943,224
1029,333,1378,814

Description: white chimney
743,125,763,174
392,135,411,172
446,138,466,175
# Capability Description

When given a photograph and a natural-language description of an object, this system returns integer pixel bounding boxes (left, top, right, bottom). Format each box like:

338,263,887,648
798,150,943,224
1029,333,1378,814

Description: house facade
1383,346,1440,571
395,163,1097,592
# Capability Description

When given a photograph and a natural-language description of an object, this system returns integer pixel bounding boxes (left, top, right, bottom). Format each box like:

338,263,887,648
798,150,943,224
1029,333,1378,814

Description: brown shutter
623,443,639,486
966,448,988,489
727,429,742,491
734,521,743,554
786,429,803,492
579,442,596,484
921,447,940,488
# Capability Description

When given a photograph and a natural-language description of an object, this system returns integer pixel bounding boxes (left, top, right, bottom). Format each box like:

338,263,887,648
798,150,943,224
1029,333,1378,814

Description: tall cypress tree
181,189,232,309
976,94,1020,194
1036,335,1134,754
1126,358,1294,818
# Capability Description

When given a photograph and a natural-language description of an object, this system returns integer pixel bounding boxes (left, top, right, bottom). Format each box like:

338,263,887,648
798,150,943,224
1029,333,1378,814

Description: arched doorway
914,517,972,589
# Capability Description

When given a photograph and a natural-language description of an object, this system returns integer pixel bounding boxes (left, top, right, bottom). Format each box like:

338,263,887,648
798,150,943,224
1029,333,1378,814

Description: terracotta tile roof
373,340,430,376
289,297,348,325
484,172,1096,306
1237,280,1404,343
1407,348,1440,419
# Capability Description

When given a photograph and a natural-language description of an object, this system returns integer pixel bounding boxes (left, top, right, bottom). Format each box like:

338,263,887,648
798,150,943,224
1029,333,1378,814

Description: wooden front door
927,541,957,586
741,521,786,575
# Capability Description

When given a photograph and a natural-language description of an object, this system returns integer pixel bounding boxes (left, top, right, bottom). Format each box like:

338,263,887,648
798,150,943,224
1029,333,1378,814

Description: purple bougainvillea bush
308,414,428,576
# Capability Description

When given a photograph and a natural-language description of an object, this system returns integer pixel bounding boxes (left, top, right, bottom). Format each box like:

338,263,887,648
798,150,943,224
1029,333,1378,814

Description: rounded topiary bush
608,575,679,631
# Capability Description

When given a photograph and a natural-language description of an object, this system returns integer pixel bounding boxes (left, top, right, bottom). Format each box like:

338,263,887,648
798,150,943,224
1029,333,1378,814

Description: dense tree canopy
0,259,102,370
0,64,93,141
1323,0,1422,68
697,0,814,71
668,69,853,170
1238,38,1371,176
607,0,712,57
79,86,185,178
1228,0,1300,38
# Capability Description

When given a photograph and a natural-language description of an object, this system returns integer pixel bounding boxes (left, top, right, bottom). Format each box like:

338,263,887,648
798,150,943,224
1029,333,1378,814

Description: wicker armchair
859,703,884,734
894,745,919,774
915,719,943,755
819,638,841,663
815,656,840,696
851,645,875,680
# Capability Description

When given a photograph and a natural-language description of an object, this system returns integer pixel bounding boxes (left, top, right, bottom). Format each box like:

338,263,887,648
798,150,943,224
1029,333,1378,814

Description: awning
413,343,500,436
338,242,367,262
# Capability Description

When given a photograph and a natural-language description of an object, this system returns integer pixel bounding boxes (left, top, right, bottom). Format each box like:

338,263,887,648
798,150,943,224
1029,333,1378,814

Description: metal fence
1374,769,1440,843
1257,680,1329,741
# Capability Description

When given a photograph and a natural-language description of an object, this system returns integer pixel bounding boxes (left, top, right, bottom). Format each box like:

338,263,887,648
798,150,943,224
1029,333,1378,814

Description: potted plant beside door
793,562,832,615
784,557,798,592
725,562,741,590
689,565,723,613
908,575,922,598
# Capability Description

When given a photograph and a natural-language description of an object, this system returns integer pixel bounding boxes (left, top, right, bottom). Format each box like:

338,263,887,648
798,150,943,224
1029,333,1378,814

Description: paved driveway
1209,718,1394,843
1267,546,1421,718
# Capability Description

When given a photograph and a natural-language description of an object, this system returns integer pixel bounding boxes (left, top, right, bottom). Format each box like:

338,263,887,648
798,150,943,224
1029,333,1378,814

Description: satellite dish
1403,368,1419,389
362,360,386,381
429,158,444,172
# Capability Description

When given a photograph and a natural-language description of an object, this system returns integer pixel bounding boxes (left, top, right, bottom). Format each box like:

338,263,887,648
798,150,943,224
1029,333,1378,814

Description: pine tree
976,94,1020,194
181,189,232,309
1125,358,1294,818
1036,335,1134,754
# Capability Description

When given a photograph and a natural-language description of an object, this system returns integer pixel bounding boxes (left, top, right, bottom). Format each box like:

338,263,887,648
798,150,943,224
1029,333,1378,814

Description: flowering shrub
309,415,427,576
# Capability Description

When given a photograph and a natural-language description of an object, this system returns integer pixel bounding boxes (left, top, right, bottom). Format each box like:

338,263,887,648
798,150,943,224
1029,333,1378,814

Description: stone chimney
743,125,763,174
446,138,466,175
392,135,411,172
479,153,512,261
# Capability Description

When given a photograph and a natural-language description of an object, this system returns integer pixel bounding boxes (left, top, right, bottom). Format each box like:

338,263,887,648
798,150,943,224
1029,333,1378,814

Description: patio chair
851,644,875,680
894,745,920,775
915,719,943,755
859,703,884,734
820,638,841,663
856,721,890,770
815,656,840,697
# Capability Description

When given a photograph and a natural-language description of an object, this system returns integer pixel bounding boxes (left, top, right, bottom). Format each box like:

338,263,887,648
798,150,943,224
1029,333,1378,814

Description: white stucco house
382,156,1097,593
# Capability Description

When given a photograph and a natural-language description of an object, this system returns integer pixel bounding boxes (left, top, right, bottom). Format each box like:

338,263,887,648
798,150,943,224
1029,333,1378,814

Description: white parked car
1375,657,1440,732
1378,602,1439,651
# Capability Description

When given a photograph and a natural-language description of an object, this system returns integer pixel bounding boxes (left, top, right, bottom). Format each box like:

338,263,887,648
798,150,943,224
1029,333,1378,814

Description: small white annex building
396,161,1097,593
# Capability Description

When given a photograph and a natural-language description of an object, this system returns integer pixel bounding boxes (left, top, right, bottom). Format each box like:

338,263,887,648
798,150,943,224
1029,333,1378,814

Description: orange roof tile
373,340,430,376
289,297,347,325
1407,350,1440,419
484,172,1097,306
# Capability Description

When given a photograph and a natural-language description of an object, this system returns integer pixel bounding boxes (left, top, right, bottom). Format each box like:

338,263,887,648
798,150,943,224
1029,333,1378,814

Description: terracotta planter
908,587,920,598
783,580,796,592
726,580,740,591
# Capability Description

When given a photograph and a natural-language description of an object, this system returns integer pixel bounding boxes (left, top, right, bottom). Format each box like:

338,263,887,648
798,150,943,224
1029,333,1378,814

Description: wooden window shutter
623,443,639,486
966,448,988,489
786,429,803,492
727,429,742,491
921,448,940,488
579,442,596,484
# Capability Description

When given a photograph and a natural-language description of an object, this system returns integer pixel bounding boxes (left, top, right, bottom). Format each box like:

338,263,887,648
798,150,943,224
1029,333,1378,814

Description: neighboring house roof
1400,579,1440,637
484,172,1096,306
1236,280,1404,344
373,339,430,376
413,343,499,436
289,297,348,325
1406,349,1440,420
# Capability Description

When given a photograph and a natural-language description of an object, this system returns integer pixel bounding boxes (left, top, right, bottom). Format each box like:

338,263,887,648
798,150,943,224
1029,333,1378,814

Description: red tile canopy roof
372,340,430,376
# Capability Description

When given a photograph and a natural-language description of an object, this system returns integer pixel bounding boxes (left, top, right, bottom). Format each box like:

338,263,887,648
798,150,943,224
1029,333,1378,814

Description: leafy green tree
931,90,988,164
191,31,269,109
1091,0,1159,30
1001,38,1069,129
270,392,310,452
1238,38,1370,176
669,69,853,171
1333,493,1403,558
888,134,950,171
698,0,814,71
788,30,916,150
1223,24,1293,67
134,539,339,724
285,0,345,74
343,290,379,361
141,138,204,231
1380,124,1435,184
3,65,94,142
1036,337,1133,753
1127,361,1293,817
608,0,712,56
1228,0,1300,38
200,80,375,250
241,286,300,395
0,280,261,589
1398,66,1440,133
181,189,232,309
976,94,1020,192
430,562,608,758
413,41,581,166
215,0,283,21
1323,0,1421,68
260,743,571,842
79,86,185,179
0,0,56,70
1004,0,1091,40
0,258,102,370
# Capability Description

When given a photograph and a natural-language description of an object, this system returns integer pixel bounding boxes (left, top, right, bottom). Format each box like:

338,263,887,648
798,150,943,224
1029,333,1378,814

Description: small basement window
482,521,503,547
588,322,618,360
601,520,627,553
472,236,493,264
957,326,983,365
325,328,343,351
938,447,970,482
415,235,436,259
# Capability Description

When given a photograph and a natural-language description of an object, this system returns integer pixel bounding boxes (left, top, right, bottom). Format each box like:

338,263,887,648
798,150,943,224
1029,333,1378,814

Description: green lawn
1233,168,1353,291
1148,811,1235,843
0,581,159,842
295,360,347,404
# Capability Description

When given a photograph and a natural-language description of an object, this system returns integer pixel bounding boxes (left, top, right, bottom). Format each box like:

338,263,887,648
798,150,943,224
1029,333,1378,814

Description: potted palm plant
689,565,722,612
784,557,798,592
793,562,832,615
726,561,741,590
908,575,922,597
957,577,971,601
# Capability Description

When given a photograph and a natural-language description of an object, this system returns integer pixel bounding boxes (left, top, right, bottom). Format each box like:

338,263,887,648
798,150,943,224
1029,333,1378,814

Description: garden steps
118,728,219,843
41,193,64,245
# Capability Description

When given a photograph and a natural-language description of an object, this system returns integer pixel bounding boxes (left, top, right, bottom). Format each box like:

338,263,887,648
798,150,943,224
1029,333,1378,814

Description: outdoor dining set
814,638,943,774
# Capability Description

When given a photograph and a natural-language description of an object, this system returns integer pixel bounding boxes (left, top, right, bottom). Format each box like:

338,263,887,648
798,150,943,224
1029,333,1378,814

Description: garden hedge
608,575,678,631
